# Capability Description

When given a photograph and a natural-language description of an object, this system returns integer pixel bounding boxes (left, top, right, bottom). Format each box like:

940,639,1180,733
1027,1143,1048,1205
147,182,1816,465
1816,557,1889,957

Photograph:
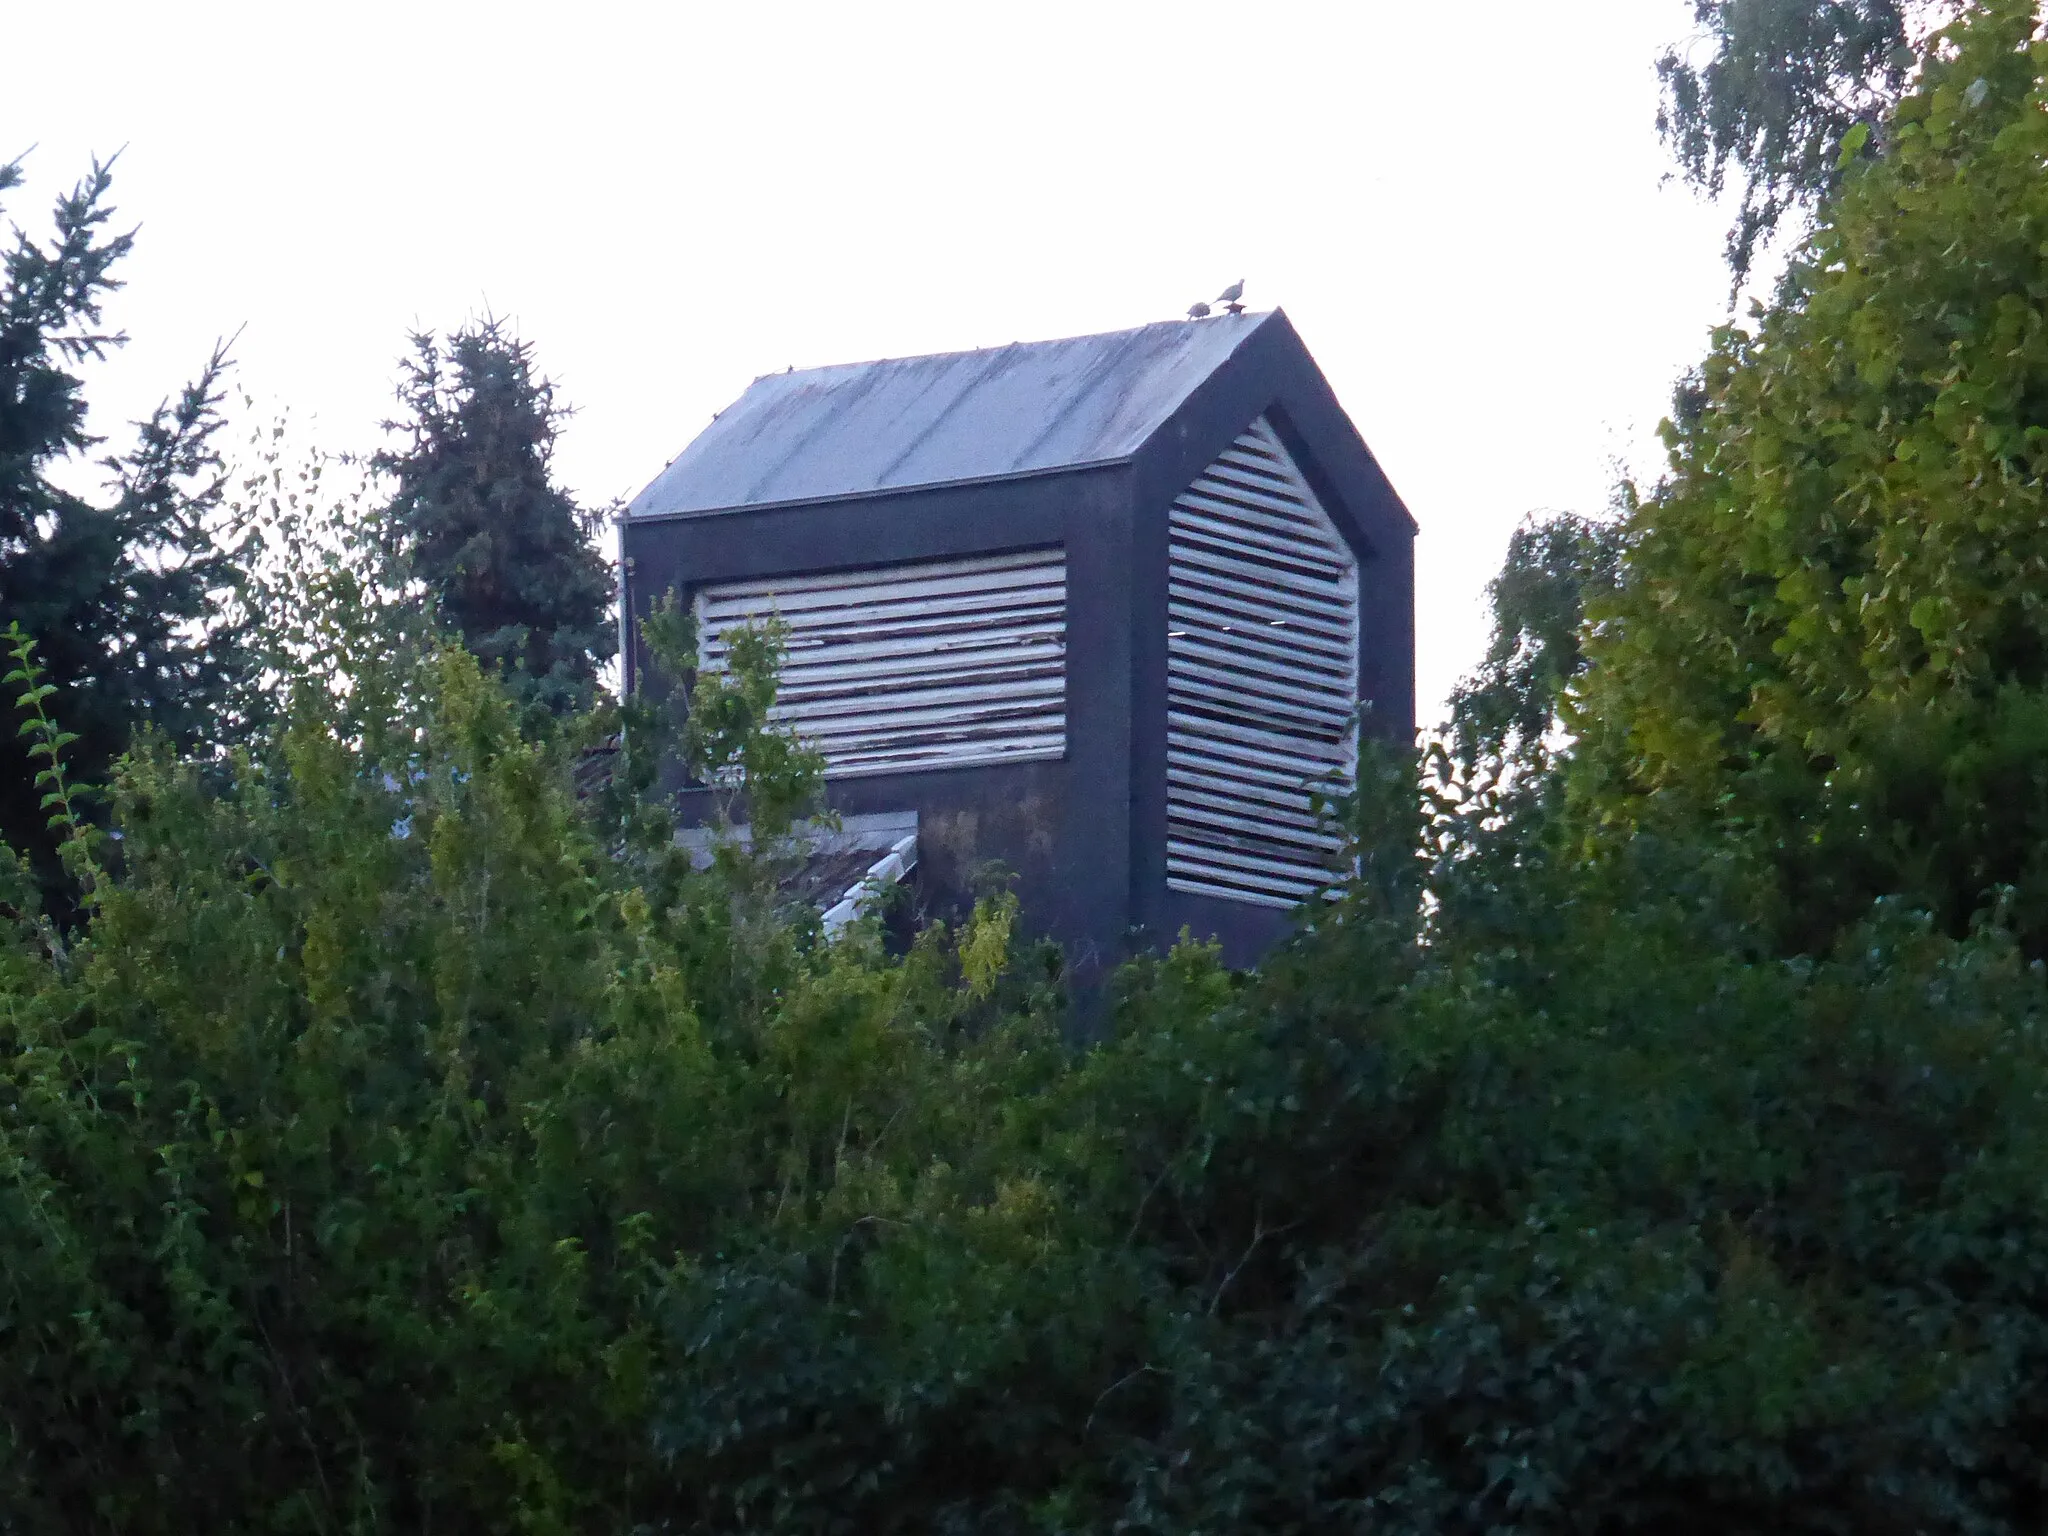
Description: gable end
1166,417,1358,907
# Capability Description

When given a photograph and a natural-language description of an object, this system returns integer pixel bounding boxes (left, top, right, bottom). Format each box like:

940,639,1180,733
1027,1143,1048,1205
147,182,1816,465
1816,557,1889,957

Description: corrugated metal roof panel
628,312,1277,518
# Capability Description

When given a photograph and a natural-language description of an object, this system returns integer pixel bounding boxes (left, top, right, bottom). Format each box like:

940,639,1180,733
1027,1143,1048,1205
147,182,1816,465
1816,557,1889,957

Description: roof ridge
754,310,1276,384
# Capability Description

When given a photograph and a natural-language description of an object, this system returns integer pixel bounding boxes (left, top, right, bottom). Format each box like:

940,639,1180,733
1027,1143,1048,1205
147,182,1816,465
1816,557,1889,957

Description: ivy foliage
1584,0,2048,954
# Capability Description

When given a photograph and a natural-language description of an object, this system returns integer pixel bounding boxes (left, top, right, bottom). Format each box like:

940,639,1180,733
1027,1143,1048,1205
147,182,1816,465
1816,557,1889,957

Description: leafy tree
19,11,2048,1529
1418,510,1619,950
13,546,2048,1528
0,154,246,900
1658,0,1923,280
1444,510,1620,782
1584,0,2048,953
0,478,1074,1529
376,318,615,723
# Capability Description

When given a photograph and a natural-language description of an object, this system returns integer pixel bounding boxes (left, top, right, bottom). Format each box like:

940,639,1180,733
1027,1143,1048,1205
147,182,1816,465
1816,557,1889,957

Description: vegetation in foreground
7,4,2048,1531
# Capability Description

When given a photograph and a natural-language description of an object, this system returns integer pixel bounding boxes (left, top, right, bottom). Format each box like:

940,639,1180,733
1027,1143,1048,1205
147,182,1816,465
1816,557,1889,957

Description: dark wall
623,463,1139,995
671,756,1102,963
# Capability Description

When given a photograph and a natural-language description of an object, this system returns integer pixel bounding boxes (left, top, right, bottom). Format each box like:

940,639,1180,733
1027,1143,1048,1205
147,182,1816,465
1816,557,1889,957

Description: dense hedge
10,635,2048,1533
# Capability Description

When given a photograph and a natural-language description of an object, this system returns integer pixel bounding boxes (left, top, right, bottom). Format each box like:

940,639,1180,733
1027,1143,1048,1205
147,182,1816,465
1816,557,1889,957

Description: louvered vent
1168,417,1359,907
695,548,1066,778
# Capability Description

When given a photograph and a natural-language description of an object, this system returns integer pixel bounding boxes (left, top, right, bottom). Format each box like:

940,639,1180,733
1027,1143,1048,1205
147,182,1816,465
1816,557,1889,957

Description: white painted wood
695,548,1067,778
1167,417,1359,906
821,831,921,937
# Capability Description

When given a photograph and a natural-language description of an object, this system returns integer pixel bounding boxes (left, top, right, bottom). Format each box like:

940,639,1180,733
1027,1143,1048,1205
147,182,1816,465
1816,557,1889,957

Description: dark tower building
621,310,1415,982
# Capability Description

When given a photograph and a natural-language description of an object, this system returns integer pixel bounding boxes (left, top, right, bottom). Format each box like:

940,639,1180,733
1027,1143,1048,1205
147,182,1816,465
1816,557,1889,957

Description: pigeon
1216,279,1245,304
1187,301,1212,319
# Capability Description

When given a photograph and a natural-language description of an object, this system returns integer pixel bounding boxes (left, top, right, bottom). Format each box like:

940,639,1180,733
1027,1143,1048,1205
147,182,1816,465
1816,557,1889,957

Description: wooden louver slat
695,548,1067,778
1167,417,1358,908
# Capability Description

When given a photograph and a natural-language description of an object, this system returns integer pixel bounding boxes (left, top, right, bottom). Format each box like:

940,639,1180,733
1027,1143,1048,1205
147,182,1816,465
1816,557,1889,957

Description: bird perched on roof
1217,278,1246,315
1186,300,1211,320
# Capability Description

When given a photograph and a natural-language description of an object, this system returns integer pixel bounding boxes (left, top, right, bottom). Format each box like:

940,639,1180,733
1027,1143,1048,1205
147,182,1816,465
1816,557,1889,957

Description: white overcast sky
8,1,1737,725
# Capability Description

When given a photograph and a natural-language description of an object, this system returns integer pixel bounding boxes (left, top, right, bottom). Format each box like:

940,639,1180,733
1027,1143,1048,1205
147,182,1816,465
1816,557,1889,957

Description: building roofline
735,310,1277,386
623,455,1128,525
626,311,1280,520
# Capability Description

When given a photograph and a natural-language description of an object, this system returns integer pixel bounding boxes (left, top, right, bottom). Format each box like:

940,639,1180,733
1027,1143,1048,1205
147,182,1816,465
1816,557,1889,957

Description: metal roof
628,311,1279,519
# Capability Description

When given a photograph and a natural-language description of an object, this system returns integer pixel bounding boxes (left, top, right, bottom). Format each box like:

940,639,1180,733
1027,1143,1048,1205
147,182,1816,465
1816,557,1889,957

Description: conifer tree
376,320,614,721
0,154,248,895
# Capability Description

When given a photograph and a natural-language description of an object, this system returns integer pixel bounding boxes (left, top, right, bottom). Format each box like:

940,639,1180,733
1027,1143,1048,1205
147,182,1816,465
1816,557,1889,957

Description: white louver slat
1168,417,1359,907
695,548,1067,778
